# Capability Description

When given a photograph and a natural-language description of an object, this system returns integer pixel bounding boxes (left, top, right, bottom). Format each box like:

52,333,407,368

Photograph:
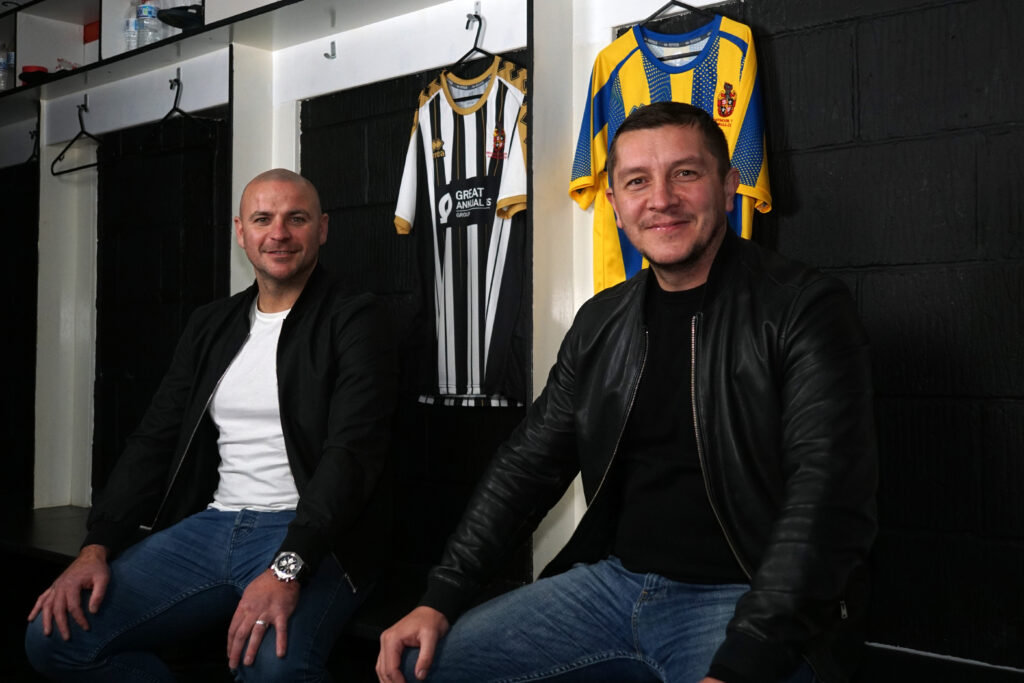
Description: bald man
27,169,397,682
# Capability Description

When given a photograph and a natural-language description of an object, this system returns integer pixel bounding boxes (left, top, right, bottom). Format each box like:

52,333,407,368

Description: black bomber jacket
84,265,398,589
421,231,878,683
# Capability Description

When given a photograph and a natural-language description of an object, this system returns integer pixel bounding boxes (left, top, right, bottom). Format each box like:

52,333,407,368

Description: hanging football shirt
570,15,771,293
395,56,528,406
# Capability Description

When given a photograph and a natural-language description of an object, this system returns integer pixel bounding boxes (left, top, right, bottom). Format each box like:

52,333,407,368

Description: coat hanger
50,96,101,176
159,70,213,129
639,1,718,62
641,1,715,26
147,70,213,146
449,12,496,82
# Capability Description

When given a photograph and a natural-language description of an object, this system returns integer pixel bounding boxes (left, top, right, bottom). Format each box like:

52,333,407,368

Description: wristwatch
270,551,306,583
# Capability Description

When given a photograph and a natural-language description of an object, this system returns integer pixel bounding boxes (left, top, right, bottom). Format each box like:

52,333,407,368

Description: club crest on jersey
488,128,508,160
432,137,445,159
717,83,737,118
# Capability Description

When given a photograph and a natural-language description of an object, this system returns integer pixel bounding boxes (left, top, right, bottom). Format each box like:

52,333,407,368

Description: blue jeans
25,508,365,682
403,557,818,682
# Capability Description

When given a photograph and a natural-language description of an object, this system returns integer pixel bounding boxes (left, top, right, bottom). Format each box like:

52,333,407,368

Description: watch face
273,552,303,580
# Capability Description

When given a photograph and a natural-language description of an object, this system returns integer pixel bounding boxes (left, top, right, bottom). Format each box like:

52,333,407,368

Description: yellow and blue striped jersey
570,16,771,293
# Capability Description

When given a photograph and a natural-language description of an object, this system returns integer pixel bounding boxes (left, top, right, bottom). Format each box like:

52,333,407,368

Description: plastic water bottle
123,18,138,50
137,1,161,46
156,0,181,40
123,1,139,51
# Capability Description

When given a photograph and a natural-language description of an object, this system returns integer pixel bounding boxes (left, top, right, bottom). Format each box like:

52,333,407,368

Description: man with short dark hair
378,102,877,683
26,169,397,681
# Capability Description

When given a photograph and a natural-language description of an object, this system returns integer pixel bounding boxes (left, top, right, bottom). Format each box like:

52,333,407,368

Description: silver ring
254,619,268,627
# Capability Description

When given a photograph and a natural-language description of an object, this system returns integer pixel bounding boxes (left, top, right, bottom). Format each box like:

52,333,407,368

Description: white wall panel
273,0,526,107
35,141,98,508
42,49,229,145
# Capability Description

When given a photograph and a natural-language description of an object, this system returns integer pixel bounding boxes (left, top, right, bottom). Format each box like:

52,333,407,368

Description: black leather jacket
85,265,398,589
422,231,877,682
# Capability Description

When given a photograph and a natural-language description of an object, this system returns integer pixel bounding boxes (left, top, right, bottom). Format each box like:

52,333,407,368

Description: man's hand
699,678,725,683
27,544,110,641
227,569,300,669
376,606,450,682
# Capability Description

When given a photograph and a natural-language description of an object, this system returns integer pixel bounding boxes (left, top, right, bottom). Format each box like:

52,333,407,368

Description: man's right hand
27,544,110,641
376,605,450,682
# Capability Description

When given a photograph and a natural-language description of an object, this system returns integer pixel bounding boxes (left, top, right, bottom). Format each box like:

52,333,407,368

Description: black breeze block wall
739,0,1023,672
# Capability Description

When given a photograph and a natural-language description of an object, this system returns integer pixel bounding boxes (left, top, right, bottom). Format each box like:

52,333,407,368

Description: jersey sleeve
721,21,771,216
496,100,528,219
394,111,420,235
732,70,771,214
568,71,599,211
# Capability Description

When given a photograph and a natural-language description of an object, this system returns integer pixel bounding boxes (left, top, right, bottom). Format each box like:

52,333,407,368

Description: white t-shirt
208,301,300,511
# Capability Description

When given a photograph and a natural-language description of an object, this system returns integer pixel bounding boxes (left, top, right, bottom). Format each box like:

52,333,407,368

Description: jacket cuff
707,630,799,683
82,521,137,558
418,572,477,623
279,525,329,575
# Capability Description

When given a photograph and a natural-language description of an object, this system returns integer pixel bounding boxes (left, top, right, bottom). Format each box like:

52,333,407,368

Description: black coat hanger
159,73,213,130
145,72,214,147
451,13,496,72
51,99,101,176
641,1,714,26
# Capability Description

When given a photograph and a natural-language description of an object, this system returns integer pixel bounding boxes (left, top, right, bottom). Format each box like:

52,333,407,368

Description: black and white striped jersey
395,56,528,406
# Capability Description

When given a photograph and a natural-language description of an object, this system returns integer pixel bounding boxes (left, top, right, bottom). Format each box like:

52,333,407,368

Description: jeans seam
632,571,659,656
304,566,345,682
85,579,230,662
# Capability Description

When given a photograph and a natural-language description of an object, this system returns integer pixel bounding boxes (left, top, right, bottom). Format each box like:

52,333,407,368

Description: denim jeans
25,508,365,683
403,557,818,682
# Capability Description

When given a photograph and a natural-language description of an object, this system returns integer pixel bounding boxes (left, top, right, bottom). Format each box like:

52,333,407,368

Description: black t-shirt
610,274,746,583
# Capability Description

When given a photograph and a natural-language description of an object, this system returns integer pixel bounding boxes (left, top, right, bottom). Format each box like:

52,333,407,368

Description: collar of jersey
441,55,500,115
631,14,722,75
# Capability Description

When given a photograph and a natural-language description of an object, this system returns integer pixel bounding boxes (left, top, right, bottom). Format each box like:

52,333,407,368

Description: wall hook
324,41,336,60
168,71,184,112
27,127,39,163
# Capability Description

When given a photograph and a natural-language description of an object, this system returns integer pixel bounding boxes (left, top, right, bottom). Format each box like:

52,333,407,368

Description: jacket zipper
142,332,251,532
690,314,752,579
589,329,648,505
332,553,358,594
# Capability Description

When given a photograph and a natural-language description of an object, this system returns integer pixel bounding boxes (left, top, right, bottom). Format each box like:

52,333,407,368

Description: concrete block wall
741,0,1024,672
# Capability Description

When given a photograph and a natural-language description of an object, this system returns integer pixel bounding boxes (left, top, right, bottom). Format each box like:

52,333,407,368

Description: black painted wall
730,0,1023,674
0,159,38,525
92,110,231,491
